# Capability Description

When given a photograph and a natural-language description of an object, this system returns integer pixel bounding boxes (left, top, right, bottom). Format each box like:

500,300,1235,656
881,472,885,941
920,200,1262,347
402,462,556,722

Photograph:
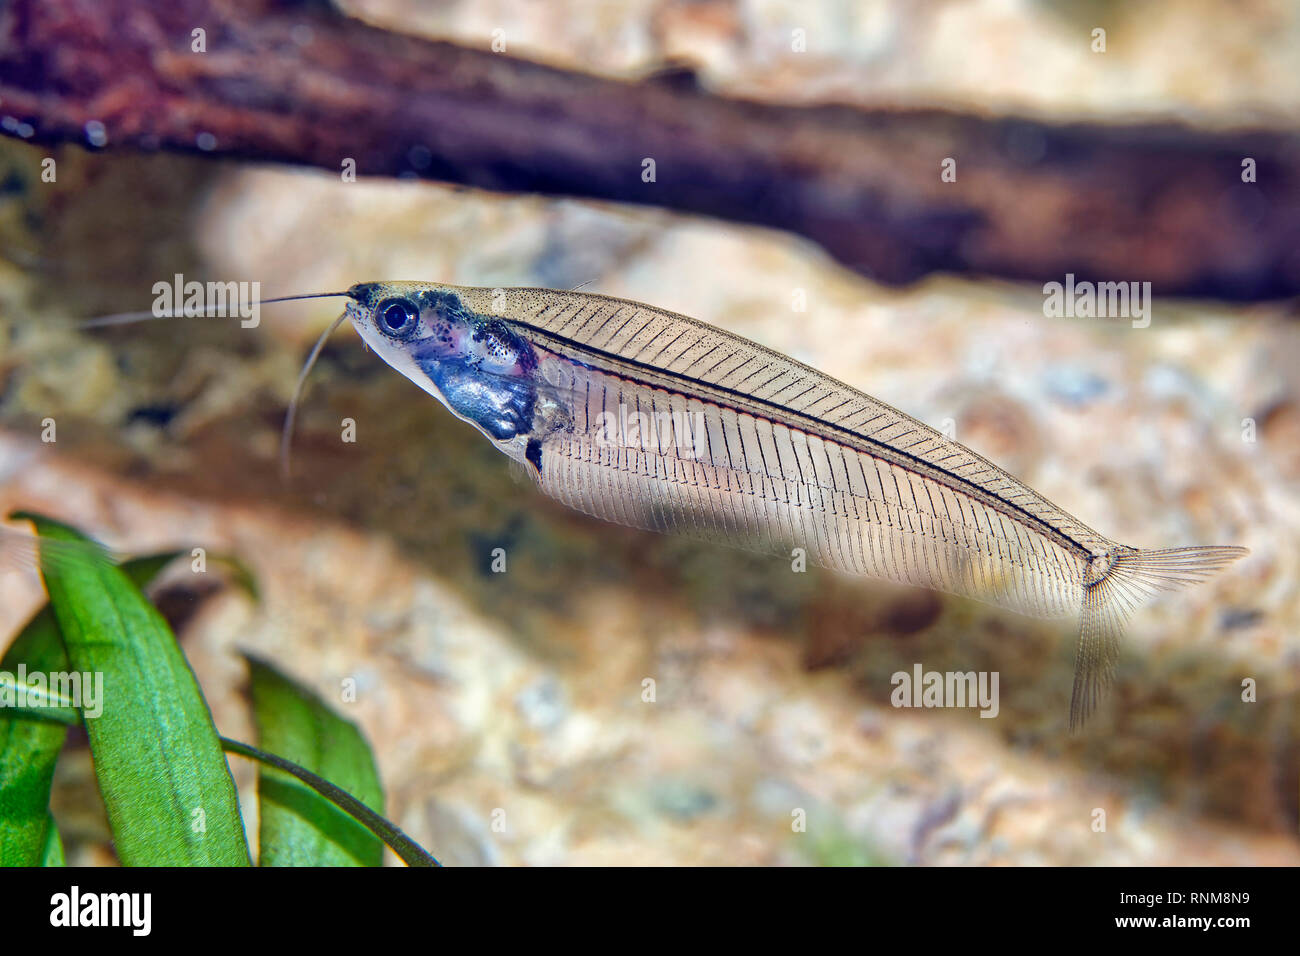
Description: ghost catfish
89,281,1250,730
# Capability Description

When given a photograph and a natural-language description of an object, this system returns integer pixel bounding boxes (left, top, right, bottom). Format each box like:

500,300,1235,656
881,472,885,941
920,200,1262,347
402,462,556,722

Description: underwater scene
0,0,1296,881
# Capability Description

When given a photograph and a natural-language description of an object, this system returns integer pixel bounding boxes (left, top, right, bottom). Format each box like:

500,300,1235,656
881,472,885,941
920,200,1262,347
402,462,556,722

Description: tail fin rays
1069,545,1249,732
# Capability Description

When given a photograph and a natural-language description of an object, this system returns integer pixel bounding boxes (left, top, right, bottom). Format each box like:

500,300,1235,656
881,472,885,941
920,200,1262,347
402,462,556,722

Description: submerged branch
1,0,1297,299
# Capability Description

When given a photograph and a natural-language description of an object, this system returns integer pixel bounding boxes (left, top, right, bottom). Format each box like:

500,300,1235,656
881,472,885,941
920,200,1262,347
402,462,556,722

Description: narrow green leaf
11,513,249,866
40,812,65,866
1,552,181,865
220,737,438,867
116,551,187,589
0,604,73,865
210,554,261,604
0,671,80,722
246,655,385,866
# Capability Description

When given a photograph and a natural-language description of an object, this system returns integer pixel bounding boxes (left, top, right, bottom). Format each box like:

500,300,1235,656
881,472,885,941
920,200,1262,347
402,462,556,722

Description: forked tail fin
1070,545,1249,732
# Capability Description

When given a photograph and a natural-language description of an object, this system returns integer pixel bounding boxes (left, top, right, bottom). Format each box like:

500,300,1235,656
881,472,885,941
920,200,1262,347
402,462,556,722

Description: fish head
344,281,540,444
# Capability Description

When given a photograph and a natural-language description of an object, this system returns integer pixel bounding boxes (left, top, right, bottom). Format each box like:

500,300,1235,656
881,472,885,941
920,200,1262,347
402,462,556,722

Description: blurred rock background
0,0,1297,865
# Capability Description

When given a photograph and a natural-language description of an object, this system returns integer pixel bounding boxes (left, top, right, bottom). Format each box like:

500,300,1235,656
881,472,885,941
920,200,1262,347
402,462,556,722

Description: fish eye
375,297,418,337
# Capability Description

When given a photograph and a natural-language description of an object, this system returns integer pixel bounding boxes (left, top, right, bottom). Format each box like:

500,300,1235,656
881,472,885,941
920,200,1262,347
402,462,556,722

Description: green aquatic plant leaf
1,521,427,867
40,812,65,866
245,654,387,867
221,734,438,867
0,600,75,865
9,513,249,866
0,549,183,865
211,553,261,604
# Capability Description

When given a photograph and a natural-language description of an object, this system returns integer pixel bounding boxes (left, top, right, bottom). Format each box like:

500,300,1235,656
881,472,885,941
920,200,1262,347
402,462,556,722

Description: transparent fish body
342,282,1247,729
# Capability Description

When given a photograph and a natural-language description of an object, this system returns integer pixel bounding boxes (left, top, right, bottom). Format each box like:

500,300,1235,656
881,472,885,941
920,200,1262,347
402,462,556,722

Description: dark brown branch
2,0,1298,300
